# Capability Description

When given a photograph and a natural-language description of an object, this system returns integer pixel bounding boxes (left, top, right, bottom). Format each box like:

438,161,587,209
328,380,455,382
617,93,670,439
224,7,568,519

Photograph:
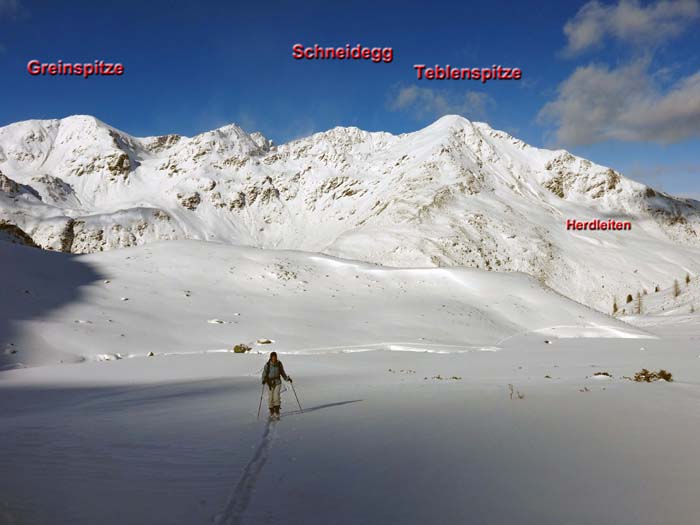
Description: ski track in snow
216,420,278,525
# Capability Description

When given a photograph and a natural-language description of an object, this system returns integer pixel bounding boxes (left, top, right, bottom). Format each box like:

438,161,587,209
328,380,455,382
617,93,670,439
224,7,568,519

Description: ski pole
256,383,265,420
290,381,303,413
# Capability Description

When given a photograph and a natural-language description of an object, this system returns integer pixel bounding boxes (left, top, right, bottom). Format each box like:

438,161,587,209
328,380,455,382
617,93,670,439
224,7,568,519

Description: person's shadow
281,399,362,418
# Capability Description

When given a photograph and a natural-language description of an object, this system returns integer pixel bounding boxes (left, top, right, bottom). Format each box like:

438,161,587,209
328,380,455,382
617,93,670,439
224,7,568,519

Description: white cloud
388,85,493,120
563,0,700,55
538,60,700,145
625,163,700,196
628,162,700,180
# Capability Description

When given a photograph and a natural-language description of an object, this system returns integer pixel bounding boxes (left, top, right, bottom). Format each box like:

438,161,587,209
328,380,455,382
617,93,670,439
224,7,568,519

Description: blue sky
1,0,698,196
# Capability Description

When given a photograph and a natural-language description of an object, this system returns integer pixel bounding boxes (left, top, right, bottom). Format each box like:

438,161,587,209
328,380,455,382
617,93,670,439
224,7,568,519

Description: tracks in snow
215,420,278,525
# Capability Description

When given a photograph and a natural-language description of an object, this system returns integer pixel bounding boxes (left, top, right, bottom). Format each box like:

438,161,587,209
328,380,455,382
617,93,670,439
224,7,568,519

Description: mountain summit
1,115,699,312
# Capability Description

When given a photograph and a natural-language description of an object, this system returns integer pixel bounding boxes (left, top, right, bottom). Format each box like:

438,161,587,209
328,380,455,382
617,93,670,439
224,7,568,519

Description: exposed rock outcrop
0,221,38,247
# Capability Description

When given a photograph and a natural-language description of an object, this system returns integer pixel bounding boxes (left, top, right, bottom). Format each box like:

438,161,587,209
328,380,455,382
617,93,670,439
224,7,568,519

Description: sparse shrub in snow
655,285,660,293
632,369,673,382
626,294,633,304
508,384,525,400
686,273,691,286
657,370,673,381
673,280,681,298
635,292,642,315
233,344,251,353
612,298,619,315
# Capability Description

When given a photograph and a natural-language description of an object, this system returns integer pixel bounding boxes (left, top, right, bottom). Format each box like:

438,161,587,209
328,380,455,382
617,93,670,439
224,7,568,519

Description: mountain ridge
1,114,699,313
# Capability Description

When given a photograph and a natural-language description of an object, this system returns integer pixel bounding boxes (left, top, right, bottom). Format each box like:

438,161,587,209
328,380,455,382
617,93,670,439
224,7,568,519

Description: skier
261,352,292,420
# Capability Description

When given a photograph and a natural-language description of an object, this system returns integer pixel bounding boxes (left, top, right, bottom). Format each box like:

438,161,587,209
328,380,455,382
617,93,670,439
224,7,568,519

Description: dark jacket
262,360,289,386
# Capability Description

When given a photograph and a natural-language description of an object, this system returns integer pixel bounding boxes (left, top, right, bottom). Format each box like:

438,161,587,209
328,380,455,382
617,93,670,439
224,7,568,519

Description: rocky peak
0,171,22,194
142,134,183,153
250,132,273,152
0,171,41,200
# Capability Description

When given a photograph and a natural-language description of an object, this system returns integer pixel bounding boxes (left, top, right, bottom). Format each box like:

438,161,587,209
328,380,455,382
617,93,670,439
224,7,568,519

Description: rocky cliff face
1,114,699,312
0,220,37,247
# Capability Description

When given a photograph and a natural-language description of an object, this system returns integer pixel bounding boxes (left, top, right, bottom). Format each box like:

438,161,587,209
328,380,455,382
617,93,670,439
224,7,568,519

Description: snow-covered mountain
1,114,699,312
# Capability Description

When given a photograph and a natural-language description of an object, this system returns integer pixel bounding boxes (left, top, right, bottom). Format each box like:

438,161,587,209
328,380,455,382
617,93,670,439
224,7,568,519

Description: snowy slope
0,240,650,369
6,236,695,524
1,115,699,312
619,273,700,339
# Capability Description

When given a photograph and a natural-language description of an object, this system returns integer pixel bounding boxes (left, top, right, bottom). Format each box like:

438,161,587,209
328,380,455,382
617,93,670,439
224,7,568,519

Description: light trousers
268,383,281,408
